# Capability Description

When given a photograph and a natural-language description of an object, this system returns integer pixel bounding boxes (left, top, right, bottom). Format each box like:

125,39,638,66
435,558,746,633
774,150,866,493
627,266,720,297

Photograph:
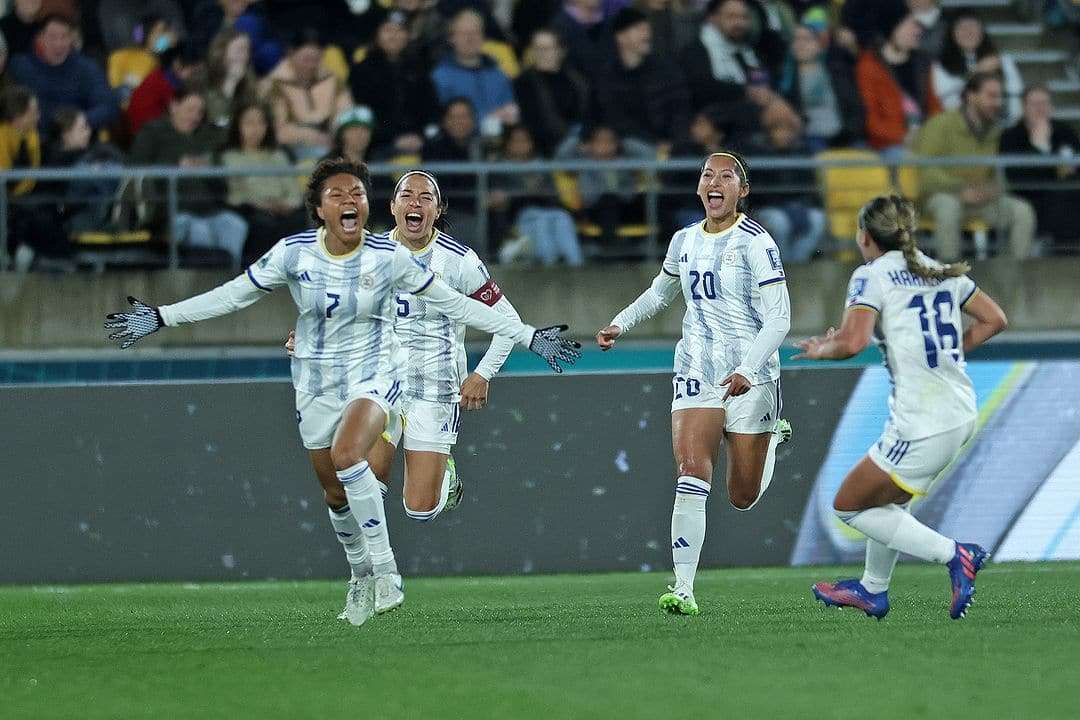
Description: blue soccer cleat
947,542,989,619
812,578,890,620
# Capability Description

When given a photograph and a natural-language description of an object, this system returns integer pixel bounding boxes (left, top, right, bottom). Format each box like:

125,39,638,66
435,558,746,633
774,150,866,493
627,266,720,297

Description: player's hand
596,324,621,351
719,372,751,401
459,372,489,410
104,296,163,349
284,329,296,357
528,325,581,374
792,327,835,360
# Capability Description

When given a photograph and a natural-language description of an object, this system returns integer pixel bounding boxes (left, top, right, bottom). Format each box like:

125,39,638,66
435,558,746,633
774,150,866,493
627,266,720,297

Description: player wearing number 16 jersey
596,152,792,616
795,194,1007,620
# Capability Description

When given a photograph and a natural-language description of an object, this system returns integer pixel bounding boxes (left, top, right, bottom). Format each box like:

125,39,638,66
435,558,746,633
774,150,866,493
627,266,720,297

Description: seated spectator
932,12,1023,127
588,7,690,155
1000,86,1080,255
855,7,940,162
910,0,947,59
422,97,484,257
1,84,70,269
914,72,1034,261
203,28,259,131
218,101,308,262
264,27,354,162
431,8,519,141
549,0,618,85
491,124,584,267
107,14,178,108
126,41,205,136
777,12,865,151
514,29,588,157
555,123,654,246
9,14,120,133
130,89,249,270
324,105,375,165
746,115,826,262
356,0,447,67
97,0,188,55
189,0,283,76
632,0,701,58
666,104,729,229
348,10,437,160
679,0,800,149
1,0,43,58
43,107,127,235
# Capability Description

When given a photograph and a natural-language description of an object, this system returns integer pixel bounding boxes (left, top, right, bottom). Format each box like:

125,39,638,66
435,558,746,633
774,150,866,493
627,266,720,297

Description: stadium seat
554,171,654,261
895,165,992,259
322,45,350,84
482,40,521,79
814,149,892,261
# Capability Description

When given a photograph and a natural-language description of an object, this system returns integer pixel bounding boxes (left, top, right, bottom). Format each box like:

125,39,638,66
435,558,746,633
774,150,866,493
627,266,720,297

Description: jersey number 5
908,291,960,368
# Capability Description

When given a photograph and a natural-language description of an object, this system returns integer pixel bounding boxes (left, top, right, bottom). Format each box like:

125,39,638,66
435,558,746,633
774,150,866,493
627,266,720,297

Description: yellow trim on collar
319,226,365,260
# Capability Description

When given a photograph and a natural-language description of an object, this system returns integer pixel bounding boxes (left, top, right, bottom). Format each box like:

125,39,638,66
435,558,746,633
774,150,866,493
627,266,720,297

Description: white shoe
498,235,532,265
374,572,404,614
341,574,374,626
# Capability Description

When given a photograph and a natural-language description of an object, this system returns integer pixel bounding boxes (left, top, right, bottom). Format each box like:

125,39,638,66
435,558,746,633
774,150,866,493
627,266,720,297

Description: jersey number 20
908,291,960,368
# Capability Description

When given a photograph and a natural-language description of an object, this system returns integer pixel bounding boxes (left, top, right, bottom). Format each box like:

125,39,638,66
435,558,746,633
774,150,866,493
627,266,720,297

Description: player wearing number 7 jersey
104,158,580,627
596,151,792,616
795,194,1007,620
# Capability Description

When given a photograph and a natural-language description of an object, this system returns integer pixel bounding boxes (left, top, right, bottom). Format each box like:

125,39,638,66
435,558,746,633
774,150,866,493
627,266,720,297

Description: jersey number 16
908,291,960,368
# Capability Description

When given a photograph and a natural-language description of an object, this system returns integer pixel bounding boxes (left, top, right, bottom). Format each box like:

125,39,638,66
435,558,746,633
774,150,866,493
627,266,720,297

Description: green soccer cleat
775,418,792,443
443,455,463,512
659,583,700,616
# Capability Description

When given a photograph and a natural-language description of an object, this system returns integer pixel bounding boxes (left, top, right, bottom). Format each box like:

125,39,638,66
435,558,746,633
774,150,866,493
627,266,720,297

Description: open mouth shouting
706,191,725,210
340,208,360,233
404,211,425,234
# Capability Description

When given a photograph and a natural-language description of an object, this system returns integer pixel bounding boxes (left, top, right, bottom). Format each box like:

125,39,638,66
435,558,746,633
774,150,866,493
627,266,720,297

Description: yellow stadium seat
815,149,893,260
482,40,520,79
322,44,350,84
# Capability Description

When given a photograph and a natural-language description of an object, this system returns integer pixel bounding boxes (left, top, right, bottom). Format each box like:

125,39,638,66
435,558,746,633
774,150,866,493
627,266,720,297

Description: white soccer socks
402,463,451,522
328,505,372,579
671,476,711,588
338,460,399,576
838,503,955,565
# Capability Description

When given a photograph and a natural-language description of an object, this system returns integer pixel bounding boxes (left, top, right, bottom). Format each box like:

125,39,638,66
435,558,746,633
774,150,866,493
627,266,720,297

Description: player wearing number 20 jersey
845,250,979,439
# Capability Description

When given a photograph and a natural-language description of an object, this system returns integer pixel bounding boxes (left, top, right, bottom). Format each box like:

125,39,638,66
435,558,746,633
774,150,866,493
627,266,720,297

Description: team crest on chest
359,274,375,290
722,249,737,265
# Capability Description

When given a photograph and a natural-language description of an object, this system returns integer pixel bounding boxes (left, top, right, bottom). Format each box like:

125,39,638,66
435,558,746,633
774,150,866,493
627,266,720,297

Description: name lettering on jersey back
887,269,942,287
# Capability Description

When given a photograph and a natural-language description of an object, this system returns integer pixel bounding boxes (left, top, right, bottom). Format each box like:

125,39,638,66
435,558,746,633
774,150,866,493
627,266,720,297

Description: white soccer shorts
295,377,404,450
384,396,461,455
670,374,782,435
868,419,975,496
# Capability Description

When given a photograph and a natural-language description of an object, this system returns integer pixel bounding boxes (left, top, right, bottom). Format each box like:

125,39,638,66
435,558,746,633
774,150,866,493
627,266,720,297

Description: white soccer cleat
342,574,375,626
374,572,405,614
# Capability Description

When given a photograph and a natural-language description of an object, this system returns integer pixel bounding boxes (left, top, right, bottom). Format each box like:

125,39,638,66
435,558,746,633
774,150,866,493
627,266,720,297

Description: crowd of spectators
1,0,1078,272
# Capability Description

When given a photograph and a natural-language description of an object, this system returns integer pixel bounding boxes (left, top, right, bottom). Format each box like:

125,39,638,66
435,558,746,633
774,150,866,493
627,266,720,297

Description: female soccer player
794,194,1007,620
105,158,580,627
596,151,792,616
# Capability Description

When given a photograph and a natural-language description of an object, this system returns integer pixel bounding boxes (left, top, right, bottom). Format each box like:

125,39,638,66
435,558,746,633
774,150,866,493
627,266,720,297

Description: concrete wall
2,257,1078,349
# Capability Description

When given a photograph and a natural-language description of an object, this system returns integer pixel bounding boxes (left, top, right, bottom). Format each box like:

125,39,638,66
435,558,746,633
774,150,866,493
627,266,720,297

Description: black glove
104,296,164,349
528,325,582,374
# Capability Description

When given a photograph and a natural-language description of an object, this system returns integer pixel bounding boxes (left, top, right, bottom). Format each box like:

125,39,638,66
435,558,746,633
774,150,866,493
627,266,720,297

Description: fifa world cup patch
469,278,503,307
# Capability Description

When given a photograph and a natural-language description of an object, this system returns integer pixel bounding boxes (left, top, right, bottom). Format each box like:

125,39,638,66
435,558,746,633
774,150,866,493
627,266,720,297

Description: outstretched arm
597,270,681,350
793,306,876,361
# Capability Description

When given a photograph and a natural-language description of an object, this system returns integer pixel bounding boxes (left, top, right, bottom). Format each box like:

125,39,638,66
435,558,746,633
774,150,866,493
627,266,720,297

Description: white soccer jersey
158,227,535,400
392,229,516,403
845,250,979,438
661,215,789,385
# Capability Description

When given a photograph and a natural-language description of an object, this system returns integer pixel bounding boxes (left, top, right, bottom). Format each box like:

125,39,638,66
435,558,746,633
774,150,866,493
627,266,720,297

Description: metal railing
1,154,1078,270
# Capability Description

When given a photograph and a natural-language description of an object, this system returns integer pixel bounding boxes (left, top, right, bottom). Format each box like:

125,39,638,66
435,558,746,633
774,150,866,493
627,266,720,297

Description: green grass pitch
2,563,1078,719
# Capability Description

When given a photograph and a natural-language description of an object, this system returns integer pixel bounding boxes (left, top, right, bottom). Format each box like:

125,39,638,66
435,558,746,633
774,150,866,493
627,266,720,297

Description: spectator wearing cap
9,14,119,132
126,41,206,136
219,100,309,262
588,7,690,155
348,10,438,159
431,8,519,140
855,6,940,160
325,105,375,165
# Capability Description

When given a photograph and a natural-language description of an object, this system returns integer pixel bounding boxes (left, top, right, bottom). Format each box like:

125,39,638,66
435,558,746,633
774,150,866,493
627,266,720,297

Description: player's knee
329,442,364,472
403,497,440,522
675,460,712,482
729,487,757,511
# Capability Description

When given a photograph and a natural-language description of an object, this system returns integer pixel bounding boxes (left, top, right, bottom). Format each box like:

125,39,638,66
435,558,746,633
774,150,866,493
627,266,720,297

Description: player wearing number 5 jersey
104,158,580,628
795,194,1007,620
597,152,792,616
